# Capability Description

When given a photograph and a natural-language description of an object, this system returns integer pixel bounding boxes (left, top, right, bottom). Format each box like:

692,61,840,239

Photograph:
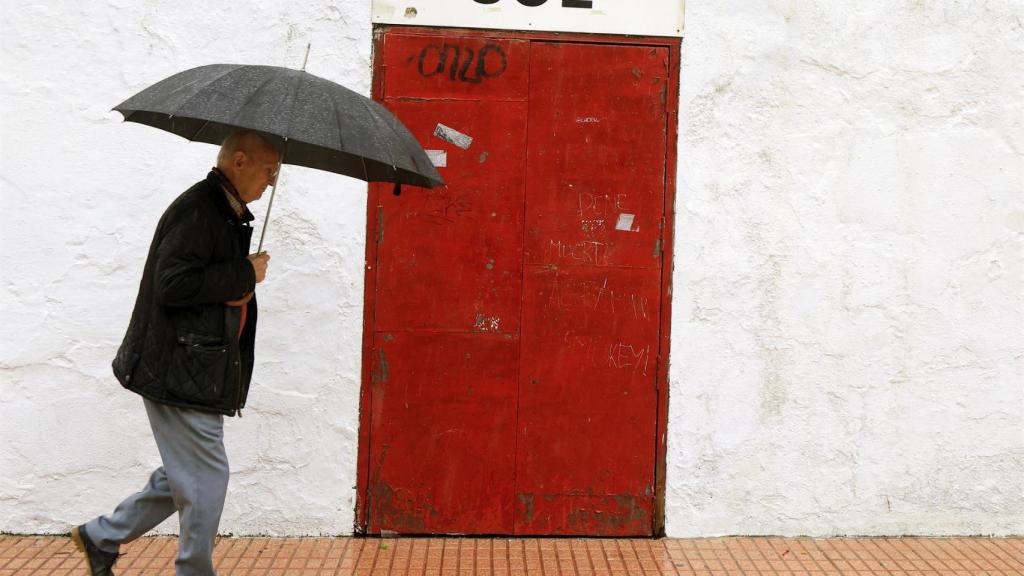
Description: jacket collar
207,169,254,224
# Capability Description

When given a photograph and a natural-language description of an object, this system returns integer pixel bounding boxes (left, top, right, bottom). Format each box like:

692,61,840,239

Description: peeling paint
369,481,427,532
472,314,500,332
517,493,535,524
565,495,649,531
373,349,389,383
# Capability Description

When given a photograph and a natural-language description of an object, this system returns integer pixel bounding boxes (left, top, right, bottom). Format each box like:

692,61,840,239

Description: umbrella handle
256,158,284,254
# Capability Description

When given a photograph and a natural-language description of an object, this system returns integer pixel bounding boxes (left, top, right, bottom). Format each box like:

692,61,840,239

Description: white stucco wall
666,1,1023,536
1,1,373,535
1,1,1021,537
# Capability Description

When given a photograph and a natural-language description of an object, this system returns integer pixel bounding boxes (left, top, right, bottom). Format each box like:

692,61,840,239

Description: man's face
229,146,279,203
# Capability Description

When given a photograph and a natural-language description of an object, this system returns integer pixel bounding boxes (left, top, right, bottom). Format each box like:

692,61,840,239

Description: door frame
355,25,680,536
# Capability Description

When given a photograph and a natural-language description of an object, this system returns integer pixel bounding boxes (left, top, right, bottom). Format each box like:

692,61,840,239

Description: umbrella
113,49,444,250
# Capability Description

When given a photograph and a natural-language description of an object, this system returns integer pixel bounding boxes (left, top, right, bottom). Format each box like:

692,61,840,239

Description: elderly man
71,130,279,576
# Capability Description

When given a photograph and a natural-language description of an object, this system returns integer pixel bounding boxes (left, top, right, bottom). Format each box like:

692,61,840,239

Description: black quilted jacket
112,172,258,416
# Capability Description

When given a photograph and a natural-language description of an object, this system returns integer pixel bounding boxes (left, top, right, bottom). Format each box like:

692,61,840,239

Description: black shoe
70,524,120,576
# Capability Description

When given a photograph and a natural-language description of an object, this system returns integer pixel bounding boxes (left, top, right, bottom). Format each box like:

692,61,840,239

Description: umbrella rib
278,69,307,145
326,87,366,178
134,74,209,114
189,118,212,142
354,97,403,176
229,70,286,135
327,87,349,161
169,65,246,118
175,67,277,145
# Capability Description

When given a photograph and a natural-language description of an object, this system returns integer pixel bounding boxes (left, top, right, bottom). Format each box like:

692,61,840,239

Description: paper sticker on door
615,213,638,232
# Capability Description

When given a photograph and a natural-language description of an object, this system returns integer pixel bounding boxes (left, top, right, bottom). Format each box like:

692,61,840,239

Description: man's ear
233,151,247,168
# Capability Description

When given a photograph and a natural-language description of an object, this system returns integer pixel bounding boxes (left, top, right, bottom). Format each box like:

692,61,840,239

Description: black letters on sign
473,0,593,7
417,43,508,84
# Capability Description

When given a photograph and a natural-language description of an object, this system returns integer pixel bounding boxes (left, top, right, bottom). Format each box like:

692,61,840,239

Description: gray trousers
85,398,229,576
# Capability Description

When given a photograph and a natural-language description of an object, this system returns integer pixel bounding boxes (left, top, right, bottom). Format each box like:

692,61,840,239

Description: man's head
216,130,281,203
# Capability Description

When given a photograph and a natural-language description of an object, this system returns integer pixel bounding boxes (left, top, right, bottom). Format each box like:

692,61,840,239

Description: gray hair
216,130,281,166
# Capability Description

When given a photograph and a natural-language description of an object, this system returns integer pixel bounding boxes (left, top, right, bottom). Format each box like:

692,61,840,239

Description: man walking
71,130,280,576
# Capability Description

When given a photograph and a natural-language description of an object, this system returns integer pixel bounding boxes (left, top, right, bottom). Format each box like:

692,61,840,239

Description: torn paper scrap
434,123,473,150
616,213,638,232
425,149,447,168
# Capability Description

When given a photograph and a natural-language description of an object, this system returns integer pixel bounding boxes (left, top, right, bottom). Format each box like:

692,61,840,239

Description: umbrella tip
302,44,311,71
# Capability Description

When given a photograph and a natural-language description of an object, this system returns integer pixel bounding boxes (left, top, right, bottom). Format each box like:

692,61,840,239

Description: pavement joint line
1,535,1022,575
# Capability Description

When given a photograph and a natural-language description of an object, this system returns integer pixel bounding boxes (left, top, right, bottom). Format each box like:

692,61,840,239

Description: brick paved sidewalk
1,535,1021,575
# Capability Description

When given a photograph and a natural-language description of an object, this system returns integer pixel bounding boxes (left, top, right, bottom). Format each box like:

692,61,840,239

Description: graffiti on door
416,42,508,84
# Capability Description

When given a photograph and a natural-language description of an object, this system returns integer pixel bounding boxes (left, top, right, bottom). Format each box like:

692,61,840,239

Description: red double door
362,28,672,536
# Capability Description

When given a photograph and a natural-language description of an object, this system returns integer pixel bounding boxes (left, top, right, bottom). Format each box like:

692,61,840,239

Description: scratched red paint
365,31,669,536
373,97,528,333
368,332,518,533
515,42,667,536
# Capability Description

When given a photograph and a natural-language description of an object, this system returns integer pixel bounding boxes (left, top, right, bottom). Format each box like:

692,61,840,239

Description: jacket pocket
166,332,230,405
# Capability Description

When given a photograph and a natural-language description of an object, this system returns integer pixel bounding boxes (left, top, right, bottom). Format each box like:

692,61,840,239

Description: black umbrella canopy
114,64,444,189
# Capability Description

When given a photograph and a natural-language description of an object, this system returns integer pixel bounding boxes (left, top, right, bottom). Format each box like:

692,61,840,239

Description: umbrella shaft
256,163,282,254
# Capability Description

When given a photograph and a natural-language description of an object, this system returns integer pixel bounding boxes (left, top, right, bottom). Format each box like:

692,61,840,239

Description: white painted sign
372,0,684,38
